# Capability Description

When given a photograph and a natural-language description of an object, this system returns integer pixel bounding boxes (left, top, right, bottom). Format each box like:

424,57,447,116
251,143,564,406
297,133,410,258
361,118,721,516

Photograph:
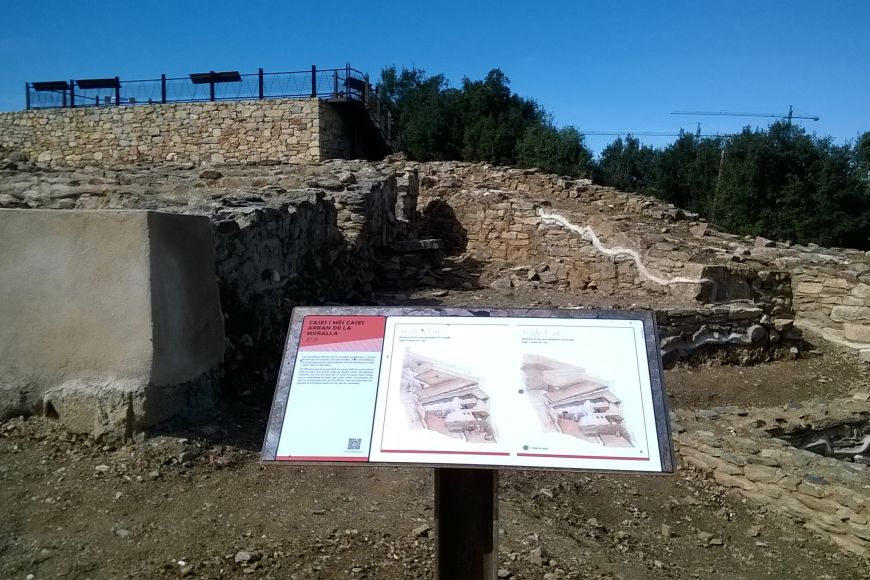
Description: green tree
856,131,870,183
376,66,591,175
377,66,461,161
517,124,592,177
457,70,543,165
652,132,722,215
709,122,870,248
587,122,870,249
592,135,658,192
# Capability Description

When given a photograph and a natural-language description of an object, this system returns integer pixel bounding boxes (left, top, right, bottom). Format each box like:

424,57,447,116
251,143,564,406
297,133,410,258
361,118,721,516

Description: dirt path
2,407,868,579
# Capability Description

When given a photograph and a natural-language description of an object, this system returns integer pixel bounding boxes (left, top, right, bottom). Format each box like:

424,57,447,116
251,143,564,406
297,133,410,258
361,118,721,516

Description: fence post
114,76,121,106
258,68,264,99
333,70,338,98
364,73,370,105
161,74,167,104
311,65,317,97
69,80,75,108
25,83,30,110
209,71,216,102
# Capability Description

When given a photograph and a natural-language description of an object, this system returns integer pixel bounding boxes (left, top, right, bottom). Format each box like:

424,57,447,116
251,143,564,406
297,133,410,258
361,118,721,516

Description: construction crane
670,107,820,211
582,130,718,138
671,106,819,123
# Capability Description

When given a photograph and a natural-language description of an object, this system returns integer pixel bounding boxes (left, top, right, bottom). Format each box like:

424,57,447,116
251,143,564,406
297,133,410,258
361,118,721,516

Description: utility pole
714,144,726,223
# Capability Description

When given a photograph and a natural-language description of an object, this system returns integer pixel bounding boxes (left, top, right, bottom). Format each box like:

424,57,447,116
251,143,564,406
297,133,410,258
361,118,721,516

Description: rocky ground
3,287,870,579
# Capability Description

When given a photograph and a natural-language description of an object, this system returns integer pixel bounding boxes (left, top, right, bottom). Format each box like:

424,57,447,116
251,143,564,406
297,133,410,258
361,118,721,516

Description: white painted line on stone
537,209,714,289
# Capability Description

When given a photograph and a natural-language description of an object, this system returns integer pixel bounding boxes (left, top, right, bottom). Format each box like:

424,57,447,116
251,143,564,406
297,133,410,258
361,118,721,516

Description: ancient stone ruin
2,96,870,558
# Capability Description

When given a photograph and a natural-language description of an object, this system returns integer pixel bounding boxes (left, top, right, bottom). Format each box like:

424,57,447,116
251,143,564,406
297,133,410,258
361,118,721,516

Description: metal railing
25,65,370,109
25,63,395,149
25,64,371,109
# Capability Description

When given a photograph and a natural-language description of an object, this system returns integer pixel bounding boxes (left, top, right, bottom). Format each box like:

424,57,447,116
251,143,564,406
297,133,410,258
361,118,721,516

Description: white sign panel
262,308,674,473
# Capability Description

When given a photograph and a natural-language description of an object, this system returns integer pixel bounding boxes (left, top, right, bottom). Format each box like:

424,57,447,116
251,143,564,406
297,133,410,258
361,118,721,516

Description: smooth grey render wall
0,209,224,439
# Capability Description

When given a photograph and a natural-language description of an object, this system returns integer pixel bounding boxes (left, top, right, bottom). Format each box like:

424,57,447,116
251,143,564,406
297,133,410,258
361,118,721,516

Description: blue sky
2,0,868,155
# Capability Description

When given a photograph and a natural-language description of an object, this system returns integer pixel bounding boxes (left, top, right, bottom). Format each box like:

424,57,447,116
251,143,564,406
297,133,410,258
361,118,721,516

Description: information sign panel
262,307,674,473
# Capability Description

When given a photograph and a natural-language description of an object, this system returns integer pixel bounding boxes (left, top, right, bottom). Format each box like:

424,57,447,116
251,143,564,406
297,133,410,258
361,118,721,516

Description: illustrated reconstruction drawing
521,354,634,447
400,350,497,443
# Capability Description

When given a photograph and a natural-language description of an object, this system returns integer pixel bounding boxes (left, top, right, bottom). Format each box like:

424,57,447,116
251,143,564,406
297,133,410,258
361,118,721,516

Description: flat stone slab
390,238,444,252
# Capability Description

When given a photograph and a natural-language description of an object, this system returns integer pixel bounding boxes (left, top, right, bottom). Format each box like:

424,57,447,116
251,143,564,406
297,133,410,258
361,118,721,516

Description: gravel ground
2,409,869,579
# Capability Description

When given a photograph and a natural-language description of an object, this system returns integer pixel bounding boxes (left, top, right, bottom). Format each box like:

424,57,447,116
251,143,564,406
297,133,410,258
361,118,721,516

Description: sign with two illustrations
262,307,674,473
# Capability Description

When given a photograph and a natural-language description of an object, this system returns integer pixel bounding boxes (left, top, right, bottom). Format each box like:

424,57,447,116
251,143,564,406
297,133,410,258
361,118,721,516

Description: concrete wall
0,98,354,166
0,210,153,397
148,212,225,386
0,209,224,439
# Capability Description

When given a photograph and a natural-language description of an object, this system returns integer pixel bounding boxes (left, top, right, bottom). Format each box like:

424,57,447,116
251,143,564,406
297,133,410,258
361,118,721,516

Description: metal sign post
435,468,498,580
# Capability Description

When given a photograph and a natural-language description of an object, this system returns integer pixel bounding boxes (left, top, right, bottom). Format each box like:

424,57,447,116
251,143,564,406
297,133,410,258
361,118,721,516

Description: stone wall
0,98,350,167
656,304,799,366
0,157,809,368
210,165,406,374
414,164,792,307
4,156,870,443
792,267,870,355
675,401,870,557
413,164,764,302
406,160,870,360
0,158,412,394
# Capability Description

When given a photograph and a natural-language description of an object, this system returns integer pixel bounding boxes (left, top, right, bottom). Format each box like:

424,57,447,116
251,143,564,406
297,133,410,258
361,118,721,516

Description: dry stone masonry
675,399,870,557
411,162,804,364
3,152,870,369
3,154,870,368
0,98,351,166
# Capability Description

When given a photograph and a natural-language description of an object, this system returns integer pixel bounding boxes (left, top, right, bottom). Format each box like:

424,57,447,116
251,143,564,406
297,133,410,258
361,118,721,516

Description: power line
671,106,819,122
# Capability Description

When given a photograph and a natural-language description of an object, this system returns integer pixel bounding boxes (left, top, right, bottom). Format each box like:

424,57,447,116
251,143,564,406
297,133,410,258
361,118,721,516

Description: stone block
843,323,870,344
830,305,870,322
823,277,852,289
713,470,755,490
793,492,839,514
690,223,709,237
795,281,825,294
743,463,784,484
0,210,224,439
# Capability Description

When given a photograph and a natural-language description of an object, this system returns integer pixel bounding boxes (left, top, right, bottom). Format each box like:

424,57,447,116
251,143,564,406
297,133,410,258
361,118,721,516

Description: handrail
24,63,395,151
25,65,370,109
